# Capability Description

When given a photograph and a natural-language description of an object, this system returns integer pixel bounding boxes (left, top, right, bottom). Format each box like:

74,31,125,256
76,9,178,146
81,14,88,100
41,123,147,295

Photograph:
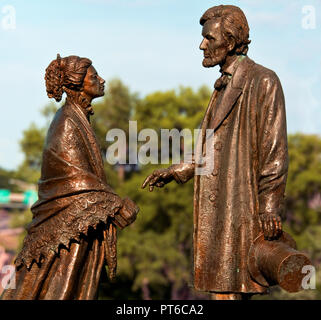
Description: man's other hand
259,213,282,240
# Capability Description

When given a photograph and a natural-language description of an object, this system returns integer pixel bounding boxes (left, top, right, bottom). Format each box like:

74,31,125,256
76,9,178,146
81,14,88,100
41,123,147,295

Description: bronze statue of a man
142,5,288,300
2,55,139,300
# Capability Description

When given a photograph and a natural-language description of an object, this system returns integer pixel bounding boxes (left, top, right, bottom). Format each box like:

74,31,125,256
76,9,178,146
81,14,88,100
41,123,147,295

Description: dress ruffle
15,191,122,269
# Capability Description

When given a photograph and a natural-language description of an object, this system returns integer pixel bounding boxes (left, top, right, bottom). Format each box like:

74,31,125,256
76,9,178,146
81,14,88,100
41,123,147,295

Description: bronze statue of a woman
1,55,139,300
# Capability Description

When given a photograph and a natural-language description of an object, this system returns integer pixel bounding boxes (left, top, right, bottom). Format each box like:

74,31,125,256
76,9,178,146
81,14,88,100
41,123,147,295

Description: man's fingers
261,214,282,240
149,175,160,186
271,217,277,238
277,216,282,233
258,218,262,230
142,171,160,189
142,169,169,191
269,217,274,239
276,217,282,237
265,218,273,240
142,175,153,189
271,216,282,238
263,219,269,239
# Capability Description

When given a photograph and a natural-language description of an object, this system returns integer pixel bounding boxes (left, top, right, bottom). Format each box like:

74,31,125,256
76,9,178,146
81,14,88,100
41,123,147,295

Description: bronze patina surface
248,232,310,293
1,55,139,300
142,5,310,299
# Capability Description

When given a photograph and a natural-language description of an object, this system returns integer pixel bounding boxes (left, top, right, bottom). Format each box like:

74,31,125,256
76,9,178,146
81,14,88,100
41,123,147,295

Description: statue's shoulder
45,104,78,148
248,58,280,84
49,104,78,130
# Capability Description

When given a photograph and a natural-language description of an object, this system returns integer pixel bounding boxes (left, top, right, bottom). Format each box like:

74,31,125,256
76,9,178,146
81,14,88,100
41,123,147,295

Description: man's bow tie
214,74,231,90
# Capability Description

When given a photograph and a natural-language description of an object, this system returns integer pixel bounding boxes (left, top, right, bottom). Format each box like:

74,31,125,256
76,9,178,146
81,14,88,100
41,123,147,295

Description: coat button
214,142,222,150
209,194,216,202
212,167,219,176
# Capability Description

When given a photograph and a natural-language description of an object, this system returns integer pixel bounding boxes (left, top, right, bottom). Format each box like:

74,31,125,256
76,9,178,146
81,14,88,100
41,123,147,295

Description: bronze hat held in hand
142,5,310,299
1,55,139,300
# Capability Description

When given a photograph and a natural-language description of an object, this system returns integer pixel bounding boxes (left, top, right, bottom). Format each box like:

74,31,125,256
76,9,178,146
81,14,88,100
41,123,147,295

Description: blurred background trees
1,78,320,299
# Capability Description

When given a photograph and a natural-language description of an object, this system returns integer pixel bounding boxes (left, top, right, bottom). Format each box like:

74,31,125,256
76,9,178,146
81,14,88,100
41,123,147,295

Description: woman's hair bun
44,53,64,102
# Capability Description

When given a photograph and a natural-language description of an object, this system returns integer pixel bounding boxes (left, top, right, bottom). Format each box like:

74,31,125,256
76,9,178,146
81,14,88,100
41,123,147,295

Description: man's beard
202,57,218,68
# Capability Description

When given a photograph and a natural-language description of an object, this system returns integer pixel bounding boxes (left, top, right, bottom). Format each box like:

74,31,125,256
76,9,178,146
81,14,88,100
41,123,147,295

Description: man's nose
99,77,105,84
199,38,206,50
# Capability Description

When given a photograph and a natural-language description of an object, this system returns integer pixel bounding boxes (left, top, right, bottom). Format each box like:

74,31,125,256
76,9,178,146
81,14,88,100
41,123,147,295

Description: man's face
82,65,105,99
200,19,230,68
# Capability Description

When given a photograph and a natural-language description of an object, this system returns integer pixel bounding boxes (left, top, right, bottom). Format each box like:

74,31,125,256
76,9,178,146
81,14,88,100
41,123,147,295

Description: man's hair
200,5,251,55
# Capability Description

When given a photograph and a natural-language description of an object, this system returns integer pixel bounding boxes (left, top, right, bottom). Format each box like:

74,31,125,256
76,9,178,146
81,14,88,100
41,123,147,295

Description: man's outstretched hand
259,213,282,240
141,168,174,192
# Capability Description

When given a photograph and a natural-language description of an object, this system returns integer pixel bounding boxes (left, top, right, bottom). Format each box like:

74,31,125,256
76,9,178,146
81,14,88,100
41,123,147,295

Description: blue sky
0,0,321,170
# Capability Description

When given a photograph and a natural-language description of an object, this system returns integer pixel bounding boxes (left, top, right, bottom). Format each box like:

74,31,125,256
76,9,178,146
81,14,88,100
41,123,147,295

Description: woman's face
82,65,105,100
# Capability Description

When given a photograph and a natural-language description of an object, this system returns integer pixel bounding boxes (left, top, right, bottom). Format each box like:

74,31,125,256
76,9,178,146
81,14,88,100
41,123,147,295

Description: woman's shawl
15,101,122,280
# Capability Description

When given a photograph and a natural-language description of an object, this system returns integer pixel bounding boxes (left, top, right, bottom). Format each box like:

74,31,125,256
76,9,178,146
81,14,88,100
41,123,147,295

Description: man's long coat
172,56,288,293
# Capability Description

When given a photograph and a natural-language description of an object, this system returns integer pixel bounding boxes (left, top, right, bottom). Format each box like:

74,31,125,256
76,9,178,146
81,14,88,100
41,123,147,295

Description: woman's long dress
1,99,122,299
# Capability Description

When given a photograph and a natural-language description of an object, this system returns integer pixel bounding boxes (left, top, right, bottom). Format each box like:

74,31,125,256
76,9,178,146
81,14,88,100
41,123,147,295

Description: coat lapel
211,56,254,132
200,90,218,143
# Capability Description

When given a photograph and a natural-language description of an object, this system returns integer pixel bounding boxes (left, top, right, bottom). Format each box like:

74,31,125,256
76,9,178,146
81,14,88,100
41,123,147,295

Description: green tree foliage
91,78,140,183
9,209,33,252
285,134,321,277
0,167,15,189
10,78,321,300
286,134,321,233
41,103,59,125
98,84,211,299
15,123,46,184
100,166,200,299
14,103,61,184
135,85,210,131
91,78,139,153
